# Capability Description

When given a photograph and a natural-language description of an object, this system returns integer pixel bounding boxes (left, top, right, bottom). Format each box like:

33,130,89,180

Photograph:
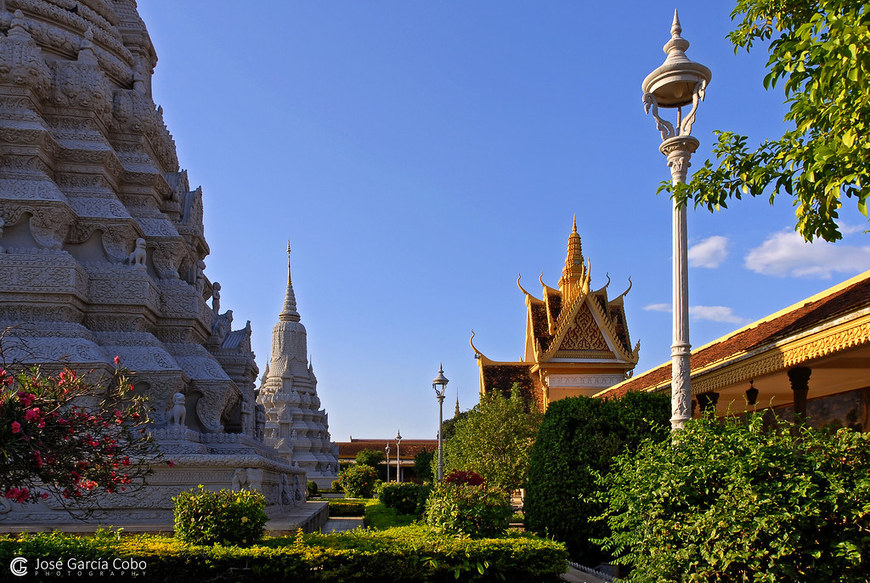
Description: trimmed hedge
338,464,378,498
173,485,268,547
0,525,568,582
379,482,429,515
328,500,366,517
524,392,670,564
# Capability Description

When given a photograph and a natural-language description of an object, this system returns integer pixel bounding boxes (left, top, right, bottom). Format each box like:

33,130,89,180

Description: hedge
0,525,567,582
328,500,366,517
524,392,670,565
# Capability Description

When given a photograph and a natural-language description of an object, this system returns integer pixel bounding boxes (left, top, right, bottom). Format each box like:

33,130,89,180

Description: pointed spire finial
671,9,681,39
279,242,300,322
572,214,577,233
454,389,460,417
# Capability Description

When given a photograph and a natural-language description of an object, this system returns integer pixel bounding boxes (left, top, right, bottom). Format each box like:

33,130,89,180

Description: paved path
560,566,611,583
321,517,364,533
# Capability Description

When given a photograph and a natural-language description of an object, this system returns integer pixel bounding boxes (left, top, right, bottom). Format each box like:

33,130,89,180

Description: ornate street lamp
385,443,391,482
642,10,711,430
432,364,449,481
395,430,402,483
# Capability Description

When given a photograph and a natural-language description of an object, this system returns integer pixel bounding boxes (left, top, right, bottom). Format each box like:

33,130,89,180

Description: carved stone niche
189,379,240,434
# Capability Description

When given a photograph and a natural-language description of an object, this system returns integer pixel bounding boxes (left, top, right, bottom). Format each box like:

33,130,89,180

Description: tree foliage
524,392,670,565
355,448,385,468
337,464,378,498
666,0,870,242
0,362,159,515
599,413,870,582
440,387,542,492
413,448,434,482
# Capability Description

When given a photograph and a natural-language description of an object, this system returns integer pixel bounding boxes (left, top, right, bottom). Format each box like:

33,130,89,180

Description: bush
524,392,670,565
425,481,512,538
306,480,318,498
600,413,870,582
328,499,366,517
338,464,378,498
331,479,342,492
172,485,267,546
0,525,568,582
379,482,429,515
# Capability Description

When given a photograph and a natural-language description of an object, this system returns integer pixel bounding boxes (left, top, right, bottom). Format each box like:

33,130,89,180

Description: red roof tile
605,273,870,399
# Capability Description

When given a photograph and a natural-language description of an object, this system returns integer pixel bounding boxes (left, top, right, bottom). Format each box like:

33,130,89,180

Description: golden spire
558,217,585,296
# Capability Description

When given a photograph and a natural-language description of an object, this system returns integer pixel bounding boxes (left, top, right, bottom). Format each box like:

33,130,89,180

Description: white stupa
257,244,339,488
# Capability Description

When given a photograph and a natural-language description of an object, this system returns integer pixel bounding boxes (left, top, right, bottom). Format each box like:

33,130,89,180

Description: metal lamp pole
395,430,402,483
642,10,711,430
385,444,390,482
432,364,449,482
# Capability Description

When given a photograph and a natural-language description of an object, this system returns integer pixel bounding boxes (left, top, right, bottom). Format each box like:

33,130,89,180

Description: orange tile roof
337,438,437,460
602,271,870,399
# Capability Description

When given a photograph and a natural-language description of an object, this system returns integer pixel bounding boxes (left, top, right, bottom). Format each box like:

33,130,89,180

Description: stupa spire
561,217,584,284
279,241,300,322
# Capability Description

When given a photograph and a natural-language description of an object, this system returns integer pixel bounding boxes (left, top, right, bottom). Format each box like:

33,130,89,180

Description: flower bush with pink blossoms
0,359,160,516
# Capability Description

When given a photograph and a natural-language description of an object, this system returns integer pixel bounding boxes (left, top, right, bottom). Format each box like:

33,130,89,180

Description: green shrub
0,525,568,582
338,464,378,498
600,413,870,582
306,480,318,498
379,482,429,515
172,485,267,546
328,500,366,517
425,482,512,538
524,392,669,564
331,479,342,492
365,500,419,530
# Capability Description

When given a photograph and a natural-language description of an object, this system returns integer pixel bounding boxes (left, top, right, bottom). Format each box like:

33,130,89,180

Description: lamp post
385,443,391,482
432,364,449,482
642,10,711,430
395,430,402,483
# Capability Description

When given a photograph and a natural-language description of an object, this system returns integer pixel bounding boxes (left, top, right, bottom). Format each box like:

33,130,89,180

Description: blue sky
137,2,870,440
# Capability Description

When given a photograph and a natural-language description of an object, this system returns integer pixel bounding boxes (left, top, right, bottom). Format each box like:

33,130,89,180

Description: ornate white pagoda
258,245,339,489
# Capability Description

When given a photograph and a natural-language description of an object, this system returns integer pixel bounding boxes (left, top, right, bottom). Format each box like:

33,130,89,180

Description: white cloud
688,235,730,268
645,303,747,325
745,230,870,278
643,304,748,324
689,305,747,324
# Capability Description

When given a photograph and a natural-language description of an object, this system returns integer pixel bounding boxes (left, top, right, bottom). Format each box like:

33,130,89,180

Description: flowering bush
425,480,512,538
173,485,268,546
0,360,159,514
444,469,485,487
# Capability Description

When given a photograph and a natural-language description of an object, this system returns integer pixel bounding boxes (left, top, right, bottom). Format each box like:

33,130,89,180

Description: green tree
524,392,670,565
440,386,541,492
667,0,870,242
355,449,386,481
413,449,434,482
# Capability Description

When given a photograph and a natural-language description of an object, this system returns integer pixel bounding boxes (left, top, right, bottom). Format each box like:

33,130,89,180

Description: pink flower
17,392,34,408
166,460,175,468
24,408,40,422
11,421,20,434
113,356,121,366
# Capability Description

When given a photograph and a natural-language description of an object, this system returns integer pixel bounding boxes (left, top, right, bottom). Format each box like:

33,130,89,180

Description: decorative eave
595,270,870,400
